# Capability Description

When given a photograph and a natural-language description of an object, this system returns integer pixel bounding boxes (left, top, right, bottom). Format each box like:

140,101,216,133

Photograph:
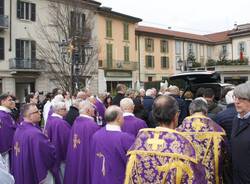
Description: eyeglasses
29,110,40,115
60,108,67,111
233,95,250,102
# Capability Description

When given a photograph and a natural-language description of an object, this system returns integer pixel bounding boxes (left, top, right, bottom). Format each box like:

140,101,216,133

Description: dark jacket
231,115,250,184
143,96,154,113
170,94,187,125
112,93,125,106
64,106,79,126
215,103,237,140
207,101,223,120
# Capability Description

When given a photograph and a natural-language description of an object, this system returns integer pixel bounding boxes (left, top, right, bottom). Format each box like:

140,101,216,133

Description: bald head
168,86,180,96
120,98,134,113
105,105,124,126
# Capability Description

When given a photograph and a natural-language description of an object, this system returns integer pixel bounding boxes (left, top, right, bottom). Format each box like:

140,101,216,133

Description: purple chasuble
64,115,99,184
12,121,56,184
95,98,106,121
176,114,227,184
45,114,71,184
121,114,147,137
124,128,206,184
0,108,16,154
91,126,135,184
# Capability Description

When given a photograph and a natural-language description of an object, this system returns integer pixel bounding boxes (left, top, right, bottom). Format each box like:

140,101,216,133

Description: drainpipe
138,34,141,83
9,0,12,51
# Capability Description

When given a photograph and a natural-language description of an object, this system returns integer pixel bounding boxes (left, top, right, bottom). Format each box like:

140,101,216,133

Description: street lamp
59,38,93,94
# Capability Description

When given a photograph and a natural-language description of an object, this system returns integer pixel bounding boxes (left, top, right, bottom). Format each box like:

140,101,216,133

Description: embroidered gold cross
73,134,81,149
147,132,165,150
192,119,205,131
97,152,106,176
14,142,20,156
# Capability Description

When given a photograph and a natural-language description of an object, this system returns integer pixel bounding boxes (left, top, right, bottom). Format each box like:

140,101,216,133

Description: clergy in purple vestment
176,98,228,184
64,100,99,184
120,98,147,137
125,95,206,184
0,94,16,172
12,103,56,184
45,101,70,184
91,105,135,184
95,96,106,123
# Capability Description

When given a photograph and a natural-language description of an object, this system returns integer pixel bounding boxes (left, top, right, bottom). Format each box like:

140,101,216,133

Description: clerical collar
237,112,250,119
80,114,94,121
106,124,121,132
0,106,11,113
51,113,63,119
123,112,134,117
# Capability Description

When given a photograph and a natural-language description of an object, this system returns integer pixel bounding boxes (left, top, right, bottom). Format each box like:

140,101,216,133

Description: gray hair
234,82,250,100
168,85,180,96
52,101,66,112
72,98,82,107
146,89,153,97
105,105,122,123
78,100,93,114
189,99,208,115
120,98,134,111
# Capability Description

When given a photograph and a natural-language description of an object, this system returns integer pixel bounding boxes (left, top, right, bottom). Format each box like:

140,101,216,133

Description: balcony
9,58,45,72
99,60,138,71
0,15,9,29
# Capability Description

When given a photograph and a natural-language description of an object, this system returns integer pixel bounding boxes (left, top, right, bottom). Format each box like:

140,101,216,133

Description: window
0,0,4,15
161,56,169,69
222,45,227,55
0,37,4,60
160,40,168,53
123,23,129,40
162,76,168,81
145,38,154,52
187,43,193,54
16,39,36,59
70,11,85,37
175,41,181,55
238,42,246,54
17,1,36,21
175,56,181,70
148,76,153,82
207,46,212,59
106,44,112,67
106,20,112,38
124,46,129,62
145,55,154,68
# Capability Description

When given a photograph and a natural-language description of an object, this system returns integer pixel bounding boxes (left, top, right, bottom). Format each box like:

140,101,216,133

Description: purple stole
12,121,56,184
176,114,227,184
125,128,206,183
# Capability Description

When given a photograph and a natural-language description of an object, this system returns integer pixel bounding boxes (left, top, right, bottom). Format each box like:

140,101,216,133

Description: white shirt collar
80,114,94,121
51,113,63,119
123,112,135,117
237,112,250,119
0,106,11,113
106,124,121,132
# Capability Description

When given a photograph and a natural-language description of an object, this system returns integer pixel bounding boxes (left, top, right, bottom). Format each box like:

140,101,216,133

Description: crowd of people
0,81,249,184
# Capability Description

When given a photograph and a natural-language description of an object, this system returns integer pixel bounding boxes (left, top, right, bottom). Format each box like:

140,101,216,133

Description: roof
136,25,232,44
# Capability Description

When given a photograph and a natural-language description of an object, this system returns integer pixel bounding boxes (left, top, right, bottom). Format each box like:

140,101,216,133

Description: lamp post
59,37,93,95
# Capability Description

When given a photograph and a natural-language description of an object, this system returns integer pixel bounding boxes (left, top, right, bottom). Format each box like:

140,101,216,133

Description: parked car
168,71,234,101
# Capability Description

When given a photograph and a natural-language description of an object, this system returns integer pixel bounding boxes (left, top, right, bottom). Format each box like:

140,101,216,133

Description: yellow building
96,7,141,93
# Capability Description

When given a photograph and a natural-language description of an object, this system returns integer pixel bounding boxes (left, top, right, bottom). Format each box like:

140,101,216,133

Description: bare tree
33,0,98,94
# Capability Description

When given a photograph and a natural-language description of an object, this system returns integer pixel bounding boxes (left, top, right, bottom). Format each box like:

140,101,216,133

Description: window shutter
152,56,155,68
17,0,21,18
0,0,4,15
31,3,36,21
0,38,4,60
81,13,85,31
70,11,76,37
31,41,36,59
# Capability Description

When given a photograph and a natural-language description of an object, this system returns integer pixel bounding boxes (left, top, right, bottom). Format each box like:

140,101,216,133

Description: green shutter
123,23,129,40
106,20,112,38
106,44,113,68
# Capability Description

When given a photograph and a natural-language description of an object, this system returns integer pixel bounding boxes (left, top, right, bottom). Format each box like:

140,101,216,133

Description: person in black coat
143,89,154,113
112,84,126,106
215,90,237,141
64,98,81,126
231,82,250,184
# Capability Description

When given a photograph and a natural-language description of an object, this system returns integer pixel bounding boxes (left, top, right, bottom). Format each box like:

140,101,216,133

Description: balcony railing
9,58,45,71
0,15,9,29
99,60,138,71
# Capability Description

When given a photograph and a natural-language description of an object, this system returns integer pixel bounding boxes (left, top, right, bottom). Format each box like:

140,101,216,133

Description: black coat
64,106,79,126
215,104,237,140
112,93,125,106
231,115,250,184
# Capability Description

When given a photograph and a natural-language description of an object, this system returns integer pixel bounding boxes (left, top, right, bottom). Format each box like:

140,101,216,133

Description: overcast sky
99,0,250,34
